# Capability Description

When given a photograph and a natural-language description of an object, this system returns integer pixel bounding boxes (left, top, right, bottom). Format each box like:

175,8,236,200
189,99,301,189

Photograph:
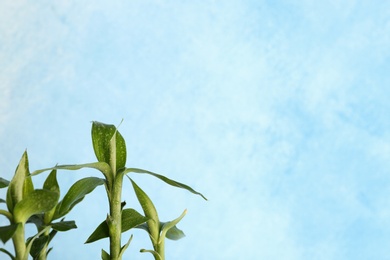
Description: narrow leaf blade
31,162,113,187
130,178,159,242
118,234,133,259
125,168,207,200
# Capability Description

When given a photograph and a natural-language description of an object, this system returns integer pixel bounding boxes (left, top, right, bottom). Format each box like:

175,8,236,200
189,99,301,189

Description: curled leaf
160,210,187,243
140,249,162,260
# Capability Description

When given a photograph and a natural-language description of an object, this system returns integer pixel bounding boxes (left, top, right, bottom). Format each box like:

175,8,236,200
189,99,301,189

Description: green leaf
31,162,113,189
29,235,49,259
43,170,60,223
7,151,30,212
0,248,15,260
43,170,60,193
27,214,44,229
159,210,187,242
0,199,5,204
51,220,77,231
91,121,127,172
23,175,34,200
140,249,162,260
0,178,10,189
47,229,58,244
122,208,149,233
13,189,59,223
85,216,109,244
130,178,160,243
118,234,133,259
101,249,110,260
135,221,185,241
165,224,185,241
25,226,51,260
0,224,20,243
124,168,207,200
85,208,148,243
54,177,104,220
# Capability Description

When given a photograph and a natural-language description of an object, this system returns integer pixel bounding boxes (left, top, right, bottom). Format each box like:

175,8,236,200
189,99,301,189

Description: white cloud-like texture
1,1,390,259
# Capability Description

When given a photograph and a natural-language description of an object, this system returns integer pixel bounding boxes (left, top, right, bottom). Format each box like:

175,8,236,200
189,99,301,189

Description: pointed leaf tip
91,121,127,171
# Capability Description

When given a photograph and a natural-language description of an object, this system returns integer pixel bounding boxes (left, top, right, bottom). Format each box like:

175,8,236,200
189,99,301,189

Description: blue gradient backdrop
1,1,390,259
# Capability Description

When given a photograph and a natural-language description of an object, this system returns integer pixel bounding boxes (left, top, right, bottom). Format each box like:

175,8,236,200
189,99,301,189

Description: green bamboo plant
0,152,104,260
0,121,206,260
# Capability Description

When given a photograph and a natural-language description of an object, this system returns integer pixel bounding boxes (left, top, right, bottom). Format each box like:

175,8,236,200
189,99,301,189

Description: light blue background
1,1,390,259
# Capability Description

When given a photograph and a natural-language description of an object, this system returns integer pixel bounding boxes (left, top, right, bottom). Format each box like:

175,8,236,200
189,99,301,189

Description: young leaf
54,177,105,220
91,121,127,171
140,249,162,260
0,178,10,189
43,170,60,193
0,224,20,243
118,234,133,259
165,224,185,241
124,168,207,200
135,222,185,241
43,170,60,223
159,210,187,242
101,249,110,260
0,199,6,204
85,208,148,243
130,178,160,242
13,189,59,223
7,151,30,212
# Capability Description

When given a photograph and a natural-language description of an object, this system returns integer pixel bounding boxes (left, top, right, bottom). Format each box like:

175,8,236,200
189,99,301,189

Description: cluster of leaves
1,121,206,260
0,153,103,260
